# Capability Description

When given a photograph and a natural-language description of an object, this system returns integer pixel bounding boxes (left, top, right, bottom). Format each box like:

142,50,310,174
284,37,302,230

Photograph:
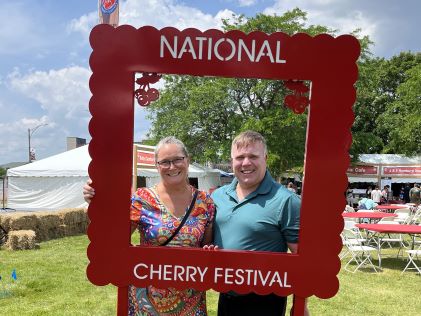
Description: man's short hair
231,130,267,156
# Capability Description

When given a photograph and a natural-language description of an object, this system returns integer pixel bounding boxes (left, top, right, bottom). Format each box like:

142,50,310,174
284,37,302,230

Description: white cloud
68,0,237,37
264,1,376,35
0,116,51,163
238,0,258,7
9,66,91,120
68,11,98,35
0,66,92,163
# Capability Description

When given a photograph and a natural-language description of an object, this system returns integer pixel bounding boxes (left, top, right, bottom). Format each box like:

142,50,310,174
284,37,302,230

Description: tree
0,167,6,178
352,52,421,157
377,62,421,155
146,10,337,176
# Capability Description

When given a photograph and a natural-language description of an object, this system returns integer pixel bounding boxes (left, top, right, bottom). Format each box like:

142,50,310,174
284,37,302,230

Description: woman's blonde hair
154,136,189,161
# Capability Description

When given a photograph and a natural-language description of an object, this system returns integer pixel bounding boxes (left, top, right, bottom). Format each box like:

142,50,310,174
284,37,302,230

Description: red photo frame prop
87,25,359,314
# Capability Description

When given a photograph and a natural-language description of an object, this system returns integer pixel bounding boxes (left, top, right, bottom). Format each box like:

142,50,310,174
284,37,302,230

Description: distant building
67,137,86,151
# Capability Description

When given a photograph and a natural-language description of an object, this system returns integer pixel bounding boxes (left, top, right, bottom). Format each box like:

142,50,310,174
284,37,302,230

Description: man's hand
83,179,95,203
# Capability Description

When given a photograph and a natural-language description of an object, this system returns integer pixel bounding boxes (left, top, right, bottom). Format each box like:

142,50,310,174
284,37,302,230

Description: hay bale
58,208,89,236
0,208,89,244
0,212,38,232
9,214,39,231
35,212,63,241
5,230,37,250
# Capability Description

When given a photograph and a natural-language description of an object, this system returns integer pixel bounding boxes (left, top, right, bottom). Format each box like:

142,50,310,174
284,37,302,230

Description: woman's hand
83,179,95,203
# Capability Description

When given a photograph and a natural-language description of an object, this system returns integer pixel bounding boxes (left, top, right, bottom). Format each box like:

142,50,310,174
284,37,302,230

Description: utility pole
28,124,48,163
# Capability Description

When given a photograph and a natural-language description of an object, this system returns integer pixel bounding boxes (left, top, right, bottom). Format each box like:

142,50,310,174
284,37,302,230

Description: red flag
98,0,119,27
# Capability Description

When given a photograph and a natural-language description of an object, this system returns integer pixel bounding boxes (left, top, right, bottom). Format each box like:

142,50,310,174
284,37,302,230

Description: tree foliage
145,9,420,177
146,10,334,176
0,167,6,178
352,52,421,157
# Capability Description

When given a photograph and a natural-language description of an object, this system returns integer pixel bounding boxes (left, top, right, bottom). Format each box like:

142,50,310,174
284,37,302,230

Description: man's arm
287,242,298,254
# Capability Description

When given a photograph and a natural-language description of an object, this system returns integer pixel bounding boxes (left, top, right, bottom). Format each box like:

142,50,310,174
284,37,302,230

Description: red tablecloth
375,204,408,210
356,223,421,234
343,212,396,219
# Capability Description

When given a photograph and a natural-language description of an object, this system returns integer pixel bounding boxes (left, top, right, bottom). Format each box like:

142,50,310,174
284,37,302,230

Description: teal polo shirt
211,171,300,252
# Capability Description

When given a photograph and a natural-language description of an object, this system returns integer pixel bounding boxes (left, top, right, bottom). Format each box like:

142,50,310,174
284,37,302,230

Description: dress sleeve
202,191,216,227
130,187,154,224
130,188,143,224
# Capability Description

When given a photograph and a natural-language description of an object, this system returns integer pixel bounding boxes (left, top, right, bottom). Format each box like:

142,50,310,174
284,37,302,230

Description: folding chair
409,207,421,225
344,205,355,213
394,208,411,224
340,220,366,260
402,250,421,274
377,221,408,257
341,228,379,273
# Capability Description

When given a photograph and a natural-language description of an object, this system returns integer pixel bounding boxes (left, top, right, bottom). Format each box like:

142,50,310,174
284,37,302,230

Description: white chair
409,207,421,225
340,220,366,259
344,205,355,213
394,208,411,224
401,250,421,274
341,228,379,273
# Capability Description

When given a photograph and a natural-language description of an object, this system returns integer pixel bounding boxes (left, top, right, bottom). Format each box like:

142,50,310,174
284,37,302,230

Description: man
370,186,383,204
409,183,421,205
211,131,309,316
381,185,390,204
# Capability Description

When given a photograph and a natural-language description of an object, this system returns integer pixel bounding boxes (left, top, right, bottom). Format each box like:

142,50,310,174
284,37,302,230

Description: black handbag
160,190,198,246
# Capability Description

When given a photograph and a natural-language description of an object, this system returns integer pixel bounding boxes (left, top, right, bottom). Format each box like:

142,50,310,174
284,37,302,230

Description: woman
83,136,215,316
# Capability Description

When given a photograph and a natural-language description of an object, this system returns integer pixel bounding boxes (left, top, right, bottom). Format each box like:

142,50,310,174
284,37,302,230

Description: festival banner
98,0,119,27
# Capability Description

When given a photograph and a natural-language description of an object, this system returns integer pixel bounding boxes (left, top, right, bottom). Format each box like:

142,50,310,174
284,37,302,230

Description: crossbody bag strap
161,189,198,246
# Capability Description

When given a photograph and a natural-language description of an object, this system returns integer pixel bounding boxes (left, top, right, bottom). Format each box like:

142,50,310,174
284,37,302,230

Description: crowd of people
347,183,421,210
83,131,308,316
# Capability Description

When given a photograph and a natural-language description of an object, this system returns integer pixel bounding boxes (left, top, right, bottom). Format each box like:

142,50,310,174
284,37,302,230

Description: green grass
1,235,420,315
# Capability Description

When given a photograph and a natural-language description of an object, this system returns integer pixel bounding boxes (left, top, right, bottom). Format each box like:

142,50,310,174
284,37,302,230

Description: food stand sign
87,25,360,315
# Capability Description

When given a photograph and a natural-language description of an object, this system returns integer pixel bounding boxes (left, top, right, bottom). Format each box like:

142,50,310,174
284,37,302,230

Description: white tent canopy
7,146,90,211
7,145,222,211
358,154,421,165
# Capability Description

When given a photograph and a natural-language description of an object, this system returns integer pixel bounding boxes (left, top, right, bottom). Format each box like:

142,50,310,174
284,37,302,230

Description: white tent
6,145,222,211
348,154,421,185
7,146,90,211
359,154,421,165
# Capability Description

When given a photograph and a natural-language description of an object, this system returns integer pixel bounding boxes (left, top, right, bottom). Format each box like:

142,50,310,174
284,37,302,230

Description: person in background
399,187,405,202
358,197,378,210
83,136,215,316
211,131,309,316
287,182,296,193
403,183,411,203
381,185,390,204
346,186,353,206
366,186,373,198
371,186,383,204
409,183,421,205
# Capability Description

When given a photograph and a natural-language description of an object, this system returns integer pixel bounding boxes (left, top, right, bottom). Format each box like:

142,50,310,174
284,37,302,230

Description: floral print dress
128,185,215,316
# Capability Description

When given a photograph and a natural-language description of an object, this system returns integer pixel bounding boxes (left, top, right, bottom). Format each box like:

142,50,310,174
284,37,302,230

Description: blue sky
1,0,420,165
